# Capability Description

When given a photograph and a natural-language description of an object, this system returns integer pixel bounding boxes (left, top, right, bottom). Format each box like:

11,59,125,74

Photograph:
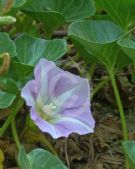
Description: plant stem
11,116,20,149
0,98,24,136
108,69,129,169
10,98,24,149
87,62,97,79
108,69,128,140
0,114,12,136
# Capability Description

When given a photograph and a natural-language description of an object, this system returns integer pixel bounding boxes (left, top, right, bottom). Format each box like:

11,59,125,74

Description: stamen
43,102,56,115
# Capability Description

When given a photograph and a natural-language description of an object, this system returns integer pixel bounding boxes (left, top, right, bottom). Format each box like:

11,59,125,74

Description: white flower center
43,103,56,115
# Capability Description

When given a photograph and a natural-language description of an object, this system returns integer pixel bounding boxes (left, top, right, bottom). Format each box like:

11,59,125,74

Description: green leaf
10,61,33,81
22,0,95,37
23,11,65,39
95,0,135,30
116,50,132,71
0,32,16,57
23,0,95,22
68,20,124,69
18,146,68,169
13,0,27,7
68,37,97,63
117,36,135,62
15,33,67,66
0,76,18,94
0,91,16,108
28,149,68,169
122,141,135,169
117,36,135,81
18,146,32,169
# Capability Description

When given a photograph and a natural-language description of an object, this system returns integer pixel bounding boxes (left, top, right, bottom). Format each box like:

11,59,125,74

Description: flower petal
34,59,90,109
30,107,57,137
50,107,95,138
52,78,90,110
21,80,36,107
53,116,94,138
34,59,50,106
21,58,95,139
34,59,63,106
30,106,95,139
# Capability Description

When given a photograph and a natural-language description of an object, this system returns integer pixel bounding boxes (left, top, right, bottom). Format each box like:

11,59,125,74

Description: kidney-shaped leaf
22,0,95,37
18,146,68,169
23,0,95,22
22,11,65,38
68,20,124,69
117,36,135,62
18,146,32,169
95,0,135,30
28,149,68,169
10,61,33,81
0,91,16,108
15,33,67,66
0,76,18,94
0,32,16,57
122,141,135,169
117,36,135,81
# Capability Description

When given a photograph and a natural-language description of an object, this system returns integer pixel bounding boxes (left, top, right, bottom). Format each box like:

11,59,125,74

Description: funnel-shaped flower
21,59,95,138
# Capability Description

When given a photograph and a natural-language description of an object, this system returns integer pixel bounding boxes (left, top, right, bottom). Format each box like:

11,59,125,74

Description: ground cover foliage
0,0,135,169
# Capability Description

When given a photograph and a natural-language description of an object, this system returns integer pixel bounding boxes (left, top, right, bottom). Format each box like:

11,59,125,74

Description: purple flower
21,59,95,138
